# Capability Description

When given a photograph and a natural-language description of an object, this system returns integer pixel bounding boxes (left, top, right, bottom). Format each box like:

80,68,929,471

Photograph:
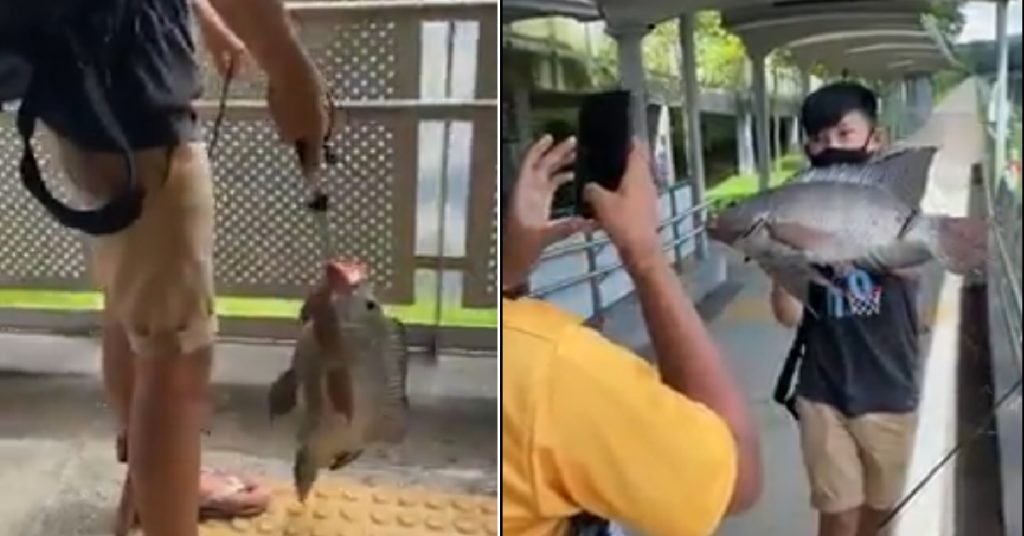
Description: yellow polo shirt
502,298,737,536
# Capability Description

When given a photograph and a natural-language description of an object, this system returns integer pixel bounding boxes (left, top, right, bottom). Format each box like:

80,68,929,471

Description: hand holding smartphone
573,89,633,219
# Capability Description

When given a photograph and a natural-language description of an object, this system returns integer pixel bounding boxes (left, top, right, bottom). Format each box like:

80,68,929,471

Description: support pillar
994,0,1010,179
608,23,652,145
737,109,755,175
750,51,771,191
678,13,707,260
789,115,801,151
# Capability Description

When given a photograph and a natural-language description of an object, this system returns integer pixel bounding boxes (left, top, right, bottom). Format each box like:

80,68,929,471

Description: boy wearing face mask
769,82,920,536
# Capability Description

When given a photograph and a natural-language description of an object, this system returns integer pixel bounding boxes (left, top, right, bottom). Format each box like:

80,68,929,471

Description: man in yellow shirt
502,135,763,536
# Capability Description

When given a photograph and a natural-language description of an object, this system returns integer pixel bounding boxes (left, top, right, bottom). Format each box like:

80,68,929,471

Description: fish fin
373,318,411,443
329,450,364,471
324,366,355,422
870,146,937,208
268,368,299,421
808,264,843,294
918,215,989,278
766,221,847,258
841,241,934,273
794,146,936,208
293,446,318,504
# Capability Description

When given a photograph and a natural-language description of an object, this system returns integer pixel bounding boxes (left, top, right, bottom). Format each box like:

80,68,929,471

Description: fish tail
918,216,989,278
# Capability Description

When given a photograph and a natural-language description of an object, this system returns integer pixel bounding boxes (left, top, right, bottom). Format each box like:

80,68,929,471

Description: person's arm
540,326,743,536
770,282,803,328
626,253,762,513
200,0,328,171
191,0,247,76
203,0,307,80
584,145,761,514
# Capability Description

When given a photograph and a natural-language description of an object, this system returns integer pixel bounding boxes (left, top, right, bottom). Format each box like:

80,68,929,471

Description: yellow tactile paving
200,480,497,536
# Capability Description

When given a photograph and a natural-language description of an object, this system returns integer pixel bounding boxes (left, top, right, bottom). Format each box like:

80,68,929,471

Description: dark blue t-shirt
30,0,201,150
796,267,921,417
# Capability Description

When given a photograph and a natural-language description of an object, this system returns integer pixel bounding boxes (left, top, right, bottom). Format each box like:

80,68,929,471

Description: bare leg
101,317,139,536
819,509,860,536
129,345,212,536
857,507,893,536
102,314,135,433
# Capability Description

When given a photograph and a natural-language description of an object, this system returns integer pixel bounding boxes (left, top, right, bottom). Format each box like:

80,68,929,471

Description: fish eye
366,300,377,311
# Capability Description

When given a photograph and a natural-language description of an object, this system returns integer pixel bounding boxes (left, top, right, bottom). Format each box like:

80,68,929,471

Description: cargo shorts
55,136,218,358
795,397,917,515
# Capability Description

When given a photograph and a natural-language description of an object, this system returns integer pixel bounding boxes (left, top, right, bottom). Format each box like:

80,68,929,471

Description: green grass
706,153,804,211
0,289,498,328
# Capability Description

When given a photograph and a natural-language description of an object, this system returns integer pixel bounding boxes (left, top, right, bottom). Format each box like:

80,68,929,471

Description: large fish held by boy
707,146,987,307
267,260,410,502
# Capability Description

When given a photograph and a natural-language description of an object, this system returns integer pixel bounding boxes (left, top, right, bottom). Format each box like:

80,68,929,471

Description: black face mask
806,137,873,168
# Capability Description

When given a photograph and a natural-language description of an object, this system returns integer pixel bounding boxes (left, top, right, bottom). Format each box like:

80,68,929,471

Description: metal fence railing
977,53,1022,533
528,181,710,325
979,79,1022,375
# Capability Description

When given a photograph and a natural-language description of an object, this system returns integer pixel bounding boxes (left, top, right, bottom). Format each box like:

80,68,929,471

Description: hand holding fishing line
193,0,250,77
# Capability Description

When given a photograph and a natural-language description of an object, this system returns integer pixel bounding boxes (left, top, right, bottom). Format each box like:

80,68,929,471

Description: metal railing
977,60,1022,535
980,80,1023,373
528,180,711,325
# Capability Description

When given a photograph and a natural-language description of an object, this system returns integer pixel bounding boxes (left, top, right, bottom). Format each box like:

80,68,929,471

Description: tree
693,12,748,88
929,0,966,42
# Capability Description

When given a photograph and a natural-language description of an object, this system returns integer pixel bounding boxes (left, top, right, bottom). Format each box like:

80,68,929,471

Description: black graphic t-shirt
797,267,921,417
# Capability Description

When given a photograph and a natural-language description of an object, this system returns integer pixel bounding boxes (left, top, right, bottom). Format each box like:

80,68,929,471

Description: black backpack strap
16,25,143,236
567,513,611,536
773,319,809,421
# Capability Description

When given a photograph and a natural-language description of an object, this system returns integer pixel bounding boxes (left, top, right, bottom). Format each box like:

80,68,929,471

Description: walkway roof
501,0,959,79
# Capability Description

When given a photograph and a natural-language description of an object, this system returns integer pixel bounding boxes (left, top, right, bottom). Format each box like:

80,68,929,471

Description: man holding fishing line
2,0,329,534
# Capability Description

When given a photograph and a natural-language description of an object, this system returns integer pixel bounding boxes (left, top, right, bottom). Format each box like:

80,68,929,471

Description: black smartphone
573,90,632,219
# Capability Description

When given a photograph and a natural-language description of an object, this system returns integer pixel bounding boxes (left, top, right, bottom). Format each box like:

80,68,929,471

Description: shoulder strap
772,319,809,421
16,25,143,235
567,513,611,536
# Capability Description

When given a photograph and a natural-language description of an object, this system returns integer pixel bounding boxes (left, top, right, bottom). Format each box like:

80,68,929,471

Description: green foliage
706,153,805,211
694,12,748,88
643,19,682,77
933,69,968,100
928,0,966,41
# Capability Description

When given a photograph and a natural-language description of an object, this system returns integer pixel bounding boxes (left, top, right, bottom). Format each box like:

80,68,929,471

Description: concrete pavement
0,335,497,536
710,258,815,536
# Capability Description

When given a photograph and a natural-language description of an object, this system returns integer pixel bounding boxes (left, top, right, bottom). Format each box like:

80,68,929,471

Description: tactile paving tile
200,480,497,536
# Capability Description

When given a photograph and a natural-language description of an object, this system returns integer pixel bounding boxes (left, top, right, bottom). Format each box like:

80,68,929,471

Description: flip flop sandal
198,468,271,520
113,432,270,526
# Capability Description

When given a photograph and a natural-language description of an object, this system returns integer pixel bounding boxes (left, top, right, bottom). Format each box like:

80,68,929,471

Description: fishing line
208,54,236,157
874,376,1022,532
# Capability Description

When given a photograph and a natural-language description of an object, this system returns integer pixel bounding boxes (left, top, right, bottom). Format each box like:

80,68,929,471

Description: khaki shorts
56,137,218,358
796,397,917,514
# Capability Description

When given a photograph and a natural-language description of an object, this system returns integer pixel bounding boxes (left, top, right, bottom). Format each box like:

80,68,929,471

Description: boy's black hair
800,82,879,137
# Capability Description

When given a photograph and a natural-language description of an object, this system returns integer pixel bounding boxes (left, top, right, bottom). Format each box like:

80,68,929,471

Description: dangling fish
268,260,410,502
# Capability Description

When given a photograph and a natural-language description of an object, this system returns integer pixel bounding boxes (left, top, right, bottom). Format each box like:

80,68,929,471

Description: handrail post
583,229,605,329
666,187,685,272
